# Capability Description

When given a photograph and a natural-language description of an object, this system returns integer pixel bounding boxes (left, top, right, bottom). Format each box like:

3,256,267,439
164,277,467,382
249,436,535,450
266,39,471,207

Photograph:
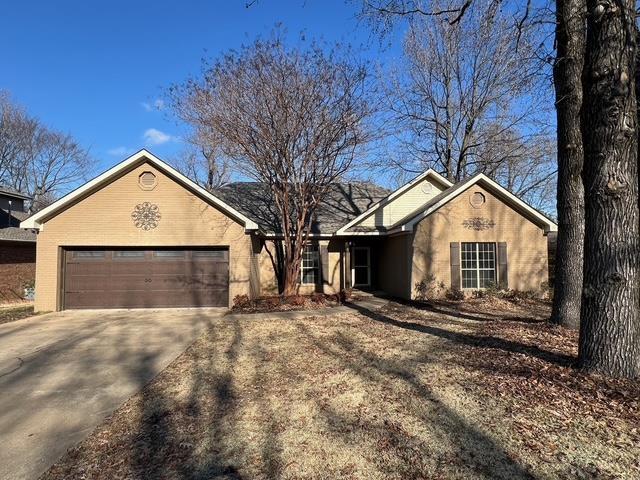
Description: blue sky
1,0,400,176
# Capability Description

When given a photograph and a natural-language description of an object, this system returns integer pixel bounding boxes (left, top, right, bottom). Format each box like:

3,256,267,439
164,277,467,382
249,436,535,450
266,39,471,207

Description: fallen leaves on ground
41,298,640,480
0,304,35,325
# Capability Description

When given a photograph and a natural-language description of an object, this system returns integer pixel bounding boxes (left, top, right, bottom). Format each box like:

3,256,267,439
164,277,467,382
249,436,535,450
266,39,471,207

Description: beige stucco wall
410,185,549,298
34,162,256,311
257,238,343,296
358,176,446,228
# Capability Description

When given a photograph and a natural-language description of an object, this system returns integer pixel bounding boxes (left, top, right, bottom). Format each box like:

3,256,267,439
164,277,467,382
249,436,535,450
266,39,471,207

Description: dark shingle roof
0,227,36,242
214,182,390,234
0,186,31,200
0,208,36,242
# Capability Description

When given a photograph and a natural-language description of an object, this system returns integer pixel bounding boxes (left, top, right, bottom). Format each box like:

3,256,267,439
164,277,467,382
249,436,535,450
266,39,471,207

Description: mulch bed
0,304,35,325
231,293,342,313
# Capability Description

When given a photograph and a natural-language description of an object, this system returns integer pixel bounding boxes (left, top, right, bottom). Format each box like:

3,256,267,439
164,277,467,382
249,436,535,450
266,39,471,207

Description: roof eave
20,149,260,232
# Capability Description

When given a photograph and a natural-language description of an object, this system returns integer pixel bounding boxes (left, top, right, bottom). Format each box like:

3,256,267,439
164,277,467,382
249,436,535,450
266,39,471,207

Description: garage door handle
145,278,152,283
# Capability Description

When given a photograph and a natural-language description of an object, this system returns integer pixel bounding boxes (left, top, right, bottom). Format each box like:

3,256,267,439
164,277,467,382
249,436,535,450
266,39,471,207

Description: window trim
460,242,497,289
300,244,320,285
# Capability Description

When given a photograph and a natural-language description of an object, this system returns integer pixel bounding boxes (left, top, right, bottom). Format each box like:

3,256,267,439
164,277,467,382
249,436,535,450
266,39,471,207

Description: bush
233,294,252,309
445,287,465,301
414,275,445,301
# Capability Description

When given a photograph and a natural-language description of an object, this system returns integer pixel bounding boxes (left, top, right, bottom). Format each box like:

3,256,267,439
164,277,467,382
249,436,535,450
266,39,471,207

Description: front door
352,247,371,287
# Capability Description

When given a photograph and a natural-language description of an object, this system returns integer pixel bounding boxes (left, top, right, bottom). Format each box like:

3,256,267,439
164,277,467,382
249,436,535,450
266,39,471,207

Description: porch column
344,241,352,289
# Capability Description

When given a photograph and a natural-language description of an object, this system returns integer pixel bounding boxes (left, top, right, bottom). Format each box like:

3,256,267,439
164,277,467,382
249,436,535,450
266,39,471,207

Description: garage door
63,248,229,309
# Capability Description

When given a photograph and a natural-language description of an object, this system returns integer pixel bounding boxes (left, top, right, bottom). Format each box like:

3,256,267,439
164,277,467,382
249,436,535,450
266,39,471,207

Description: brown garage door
63,248,229,309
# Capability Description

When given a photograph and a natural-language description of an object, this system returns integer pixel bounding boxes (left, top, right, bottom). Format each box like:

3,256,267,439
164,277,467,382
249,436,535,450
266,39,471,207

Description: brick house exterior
1,187,36,302
22,150,557,311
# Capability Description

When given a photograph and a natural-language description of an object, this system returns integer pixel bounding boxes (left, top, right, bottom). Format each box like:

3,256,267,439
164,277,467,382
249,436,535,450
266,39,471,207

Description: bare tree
356,0,474,33
578,0,640,378
378,0,555,208
172,129,230,192
0,92,90,212
170,33,374,295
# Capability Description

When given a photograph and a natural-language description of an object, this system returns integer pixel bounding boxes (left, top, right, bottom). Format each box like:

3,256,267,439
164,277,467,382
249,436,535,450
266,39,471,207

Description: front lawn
42,299,640,479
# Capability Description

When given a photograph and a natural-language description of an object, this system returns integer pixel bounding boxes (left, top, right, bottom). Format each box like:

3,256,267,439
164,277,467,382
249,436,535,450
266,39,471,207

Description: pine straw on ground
41,299,640,480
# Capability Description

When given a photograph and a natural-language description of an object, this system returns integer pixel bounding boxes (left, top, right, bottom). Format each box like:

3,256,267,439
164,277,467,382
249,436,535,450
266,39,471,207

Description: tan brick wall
256,238,343,297
34,162,255,311
378,235,411,298
0,242,36,303
411,185,549,298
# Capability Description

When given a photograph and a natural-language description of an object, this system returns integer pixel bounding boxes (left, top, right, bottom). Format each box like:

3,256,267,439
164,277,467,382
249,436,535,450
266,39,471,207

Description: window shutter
320,244,329,285
498,242,508,289
450,242,460,289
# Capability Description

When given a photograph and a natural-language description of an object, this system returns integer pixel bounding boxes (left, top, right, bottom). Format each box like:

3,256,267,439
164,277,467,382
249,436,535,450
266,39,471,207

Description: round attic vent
470,191,486,208
138,171,157,190
421,182,433,195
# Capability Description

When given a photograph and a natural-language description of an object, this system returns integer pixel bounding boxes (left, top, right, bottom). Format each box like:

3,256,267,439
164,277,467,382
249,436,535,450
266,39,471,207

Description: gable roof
215,181,390,235
336,169,453,235
20,149,259,231
0,186,31,201
386,173,557,234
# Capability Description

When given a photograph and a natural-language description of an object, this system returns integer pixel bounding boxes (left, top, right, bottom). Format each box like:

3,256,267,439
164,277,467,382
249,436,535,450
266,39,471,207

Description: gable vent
138,171,157,190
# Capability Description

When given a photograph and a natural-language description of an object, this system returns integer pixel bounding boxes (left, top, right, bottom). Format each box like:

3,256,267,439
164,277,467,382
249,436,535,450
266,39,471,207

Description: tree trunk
550,0,586,329
579,0,640,378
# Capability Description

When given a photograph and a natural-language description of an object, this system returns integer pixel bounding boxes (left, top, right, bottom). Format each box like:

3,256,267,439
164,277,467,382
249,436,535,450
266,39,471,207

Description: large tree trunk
550,0,586,329
579,0,640,378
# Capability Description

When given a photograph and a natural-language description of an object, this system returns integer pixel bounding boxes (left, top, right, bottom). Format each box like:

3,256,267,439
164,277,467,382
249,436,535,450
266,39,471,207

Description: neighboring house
22,149,556,312
0,186,37,302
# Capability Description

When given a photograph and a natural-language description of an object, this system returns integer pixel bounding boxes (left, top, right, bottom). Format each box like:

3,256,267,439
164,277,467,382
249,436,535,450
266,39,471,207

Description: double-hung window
461,242,496,289
301,244,320,285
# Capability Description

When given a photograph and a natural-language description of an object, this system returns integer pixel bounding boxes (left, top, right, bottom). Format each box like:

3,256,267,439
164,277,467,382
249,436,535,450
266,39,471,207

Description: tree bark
550,0,586,329
579,0,640,378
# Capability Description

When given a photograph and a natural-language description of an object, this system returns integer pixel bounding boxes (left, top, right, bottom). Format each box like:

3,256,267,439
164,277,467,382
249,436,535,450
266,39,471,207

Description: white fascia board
336,169,453,234
262,233,334,238
334,231,386,236
21,149,259,231
401,173,558,233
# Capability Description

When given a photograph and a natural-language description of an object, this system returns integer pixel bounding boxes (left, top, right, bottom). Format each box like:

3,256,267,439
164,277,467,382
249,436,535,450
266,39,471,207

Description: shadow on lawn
295,320,537,480
346,301,574,367
134,320,246,480
391,297,548,324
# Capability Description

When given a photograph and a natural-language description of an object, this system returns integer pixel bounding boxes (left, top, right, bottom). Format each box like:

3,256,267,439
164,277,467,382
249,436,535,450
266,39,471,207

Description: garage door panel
65,262,111,276
64,248,229,309
150,262,189,275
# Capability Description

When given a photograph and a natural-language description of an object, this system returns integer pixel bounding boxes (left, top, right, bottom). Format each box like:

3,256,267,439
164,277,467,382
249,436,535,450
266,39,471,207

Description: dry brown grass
41,299,640,480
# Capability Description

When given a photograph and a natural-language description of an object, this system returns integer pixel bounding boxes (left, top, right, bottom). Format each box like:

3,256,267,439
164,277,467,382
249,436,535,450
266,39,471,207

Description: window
153,250,185,258
113,250,145,259
192,250,226,259
461,242,496,289
73,250,105,259
301,244,320,285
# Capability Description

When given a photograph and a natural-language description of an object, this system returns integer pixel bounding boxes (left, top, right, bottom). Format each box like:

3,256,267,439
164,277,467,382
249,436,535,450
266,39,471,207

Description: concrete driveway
0,308,225,480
